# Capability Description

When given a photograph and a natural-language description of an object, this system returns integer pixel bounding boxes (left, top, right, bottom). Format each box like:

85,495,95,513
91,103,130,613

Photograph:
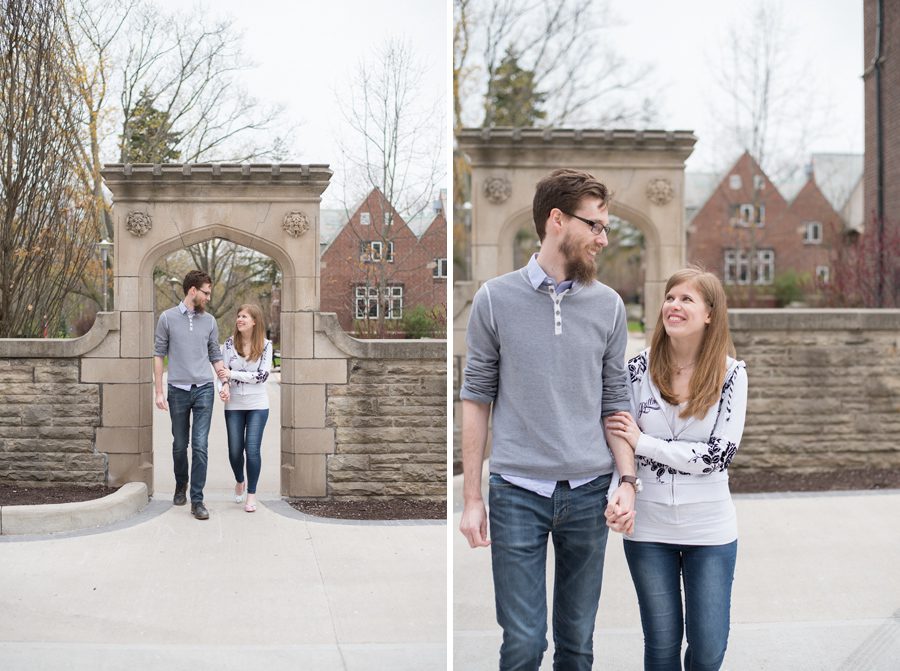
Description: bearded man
153,269,229,520
459,168,638,670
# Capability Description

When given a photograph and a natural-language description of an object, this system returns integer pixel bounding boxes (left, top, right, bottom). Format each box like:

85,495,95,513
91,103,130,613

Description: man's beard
191,297,206,313
559,232,598,285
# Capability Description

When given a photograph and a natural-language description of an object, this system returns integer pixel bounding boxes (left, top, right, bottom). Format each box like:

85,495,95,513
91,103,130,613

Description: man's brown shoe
191,502,209,520
173,483,188,506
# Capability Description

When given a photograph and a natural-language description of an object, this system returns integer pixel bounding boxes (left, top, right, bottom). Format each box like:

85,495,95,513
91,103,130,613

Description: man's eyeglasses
562,211,610,236
198,289,211,298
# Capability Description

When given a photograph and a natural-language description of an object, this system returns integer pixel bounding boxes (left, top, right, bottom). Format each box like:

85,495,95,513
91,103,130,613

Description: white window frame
803,221,823,244
384,212,392,227
816,265,830,284
755,249,775,285
729,174,742,190
734,203,765,227
433,257,447,278
383,286,403,320
360,240,394,263
355,286,379,319
360,212,371,226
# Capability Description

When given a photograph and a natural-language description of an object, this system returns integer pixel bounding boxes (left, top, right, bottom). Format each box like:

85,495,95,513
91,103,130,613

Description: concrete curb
0,482,149,536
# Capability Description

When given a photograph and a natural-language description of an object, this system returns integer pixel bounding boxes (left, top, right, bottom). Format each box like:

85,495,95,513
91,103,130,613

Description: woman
604,267,748,671
217,304,273,513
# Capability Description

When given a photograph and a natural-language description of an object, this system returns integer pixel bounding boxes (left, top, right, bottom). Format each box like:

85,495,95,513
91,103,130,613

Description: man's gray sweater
154,305,222,386
460,268,632,480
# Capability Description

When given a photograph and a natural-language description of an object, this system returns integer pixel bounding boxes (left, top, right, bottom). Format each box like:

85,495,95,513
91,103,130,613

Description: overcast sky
151,0,861,192
154,0,448,207
611,0,864,174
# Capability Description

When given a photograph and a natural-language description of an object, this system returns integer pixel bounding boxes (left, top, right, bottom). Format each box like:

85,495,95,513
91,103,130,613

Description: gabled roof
810,153,864,212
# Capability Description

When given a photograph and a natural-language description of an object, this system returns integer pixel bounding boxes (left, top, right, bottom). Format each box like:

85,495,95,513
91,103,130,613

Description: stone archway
456,127,695,323
100,163,331,497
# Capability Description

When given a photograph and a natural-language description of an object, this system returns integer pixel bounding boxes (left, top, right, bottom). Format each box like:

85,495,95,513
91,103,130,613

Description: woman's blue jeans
623,539,738,671
224,409,269,494
488,473,612,671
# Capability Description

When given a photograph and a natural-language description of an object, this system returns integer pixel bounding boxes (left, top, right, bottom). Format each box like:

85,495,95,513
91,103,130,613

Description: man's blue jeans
224,409,269,494
488,473,612,671
168,383,214,503
623,539,738,671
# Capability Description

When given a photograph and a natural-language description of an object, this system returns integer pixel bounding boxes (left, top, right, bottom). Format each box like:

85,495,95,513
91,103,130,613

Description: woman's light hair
649,266,736,419
232,303,266,362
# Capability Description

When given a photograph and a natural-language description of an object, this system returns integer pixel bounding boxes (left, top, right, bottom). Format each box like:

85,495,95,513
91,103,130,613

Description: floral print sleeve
634,364,748,475
227,340,273,385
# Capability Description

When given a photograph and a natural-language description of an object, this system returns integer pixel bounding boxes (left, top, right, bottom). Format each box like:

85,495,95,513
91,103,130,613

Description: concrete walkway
0,376,447,671
453,465,900,670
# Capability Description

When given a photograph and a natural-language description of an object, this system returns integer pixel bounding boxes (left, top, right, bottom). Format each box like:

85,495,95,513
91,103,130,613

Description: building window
803,221,823,244
734,203,765,227
359,240,394,262
753,174,765,191
384,212,392,226
384,285,403,319
755,249,774,285
816,265,830,284
355,285,403,319
360,212,371,226
433,258,447,278
729,174,742,190
724,248,774,285
355,286,379,319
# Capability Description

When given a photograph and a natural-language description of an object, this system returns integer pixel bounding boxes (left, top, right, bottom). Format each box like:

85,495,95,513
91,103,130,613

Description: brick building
320,188,447,335
863,0,900,305
687,152,850,306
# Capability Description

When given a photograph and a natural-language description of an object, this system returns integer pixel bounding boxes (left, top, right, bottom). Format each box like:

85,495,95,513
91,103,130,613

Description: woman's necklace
674,361,696,375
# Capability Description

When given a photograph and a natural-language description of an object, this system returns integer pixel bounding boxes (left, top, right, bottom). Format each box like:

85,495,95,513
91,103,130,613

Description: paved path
453,465,900,670
0,376,447,670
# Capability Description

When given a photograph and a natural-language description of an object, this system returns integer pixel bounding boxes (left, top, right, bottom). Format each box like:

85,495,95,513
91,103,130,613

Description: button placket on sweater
548,286,567,335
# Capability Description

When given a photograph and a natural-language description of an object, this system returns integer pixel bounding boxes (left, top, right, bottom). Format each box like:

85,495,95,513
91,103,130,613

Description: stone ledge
0,312,119,358
730,308,900,331
0,482,148,535
315,312,446,360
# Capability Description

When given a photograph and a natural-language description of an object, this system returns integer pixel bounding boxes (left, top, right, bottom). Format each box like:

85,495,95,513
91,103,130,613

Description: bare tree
333,39,445,337
116,3,289,163
707,1,828,185
153,239,280,329
0,0,100,337
455,0,656,129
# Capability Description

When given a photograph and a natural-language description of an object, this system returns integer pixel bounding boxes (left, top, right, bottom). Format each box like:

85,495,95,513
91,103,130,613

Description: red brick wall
864,0,900,222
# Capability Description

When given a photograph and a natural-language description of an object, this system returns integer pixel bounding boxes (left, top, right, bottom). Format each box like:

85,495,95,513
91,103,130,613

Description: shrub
773,270,810,307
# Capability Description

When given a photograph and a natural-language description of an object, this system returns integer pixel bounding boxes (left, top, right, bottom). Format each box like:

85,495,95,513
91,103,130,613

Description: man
154,270,229,520
459,168,639,670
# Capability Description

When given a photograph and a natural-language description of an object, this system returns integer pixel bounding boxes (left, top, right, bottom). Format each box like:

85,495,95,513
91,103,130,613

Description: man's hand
155,390,168,411
219,385,230,402
459,498,491,548
217,368,230,381
605,483,636,535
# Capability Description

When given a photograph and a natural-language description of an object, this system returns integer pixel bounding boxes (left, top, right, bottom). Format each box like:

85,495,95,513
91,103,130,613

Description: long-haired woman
217,304,273,513
604,267,748,670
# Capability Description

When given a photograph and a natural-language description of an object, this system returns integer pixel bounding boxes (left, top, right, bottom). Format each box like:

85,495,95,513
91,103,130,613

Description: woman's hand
217,368,230,381
604,411,640,451
219,385,230,402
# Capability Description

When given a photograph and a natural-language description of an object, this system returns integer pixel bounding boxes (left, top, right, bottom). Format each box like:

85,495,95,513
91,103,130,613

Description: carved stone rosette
125,211,152,237
483,176,512,204
282,211,310,238
645,178,675,206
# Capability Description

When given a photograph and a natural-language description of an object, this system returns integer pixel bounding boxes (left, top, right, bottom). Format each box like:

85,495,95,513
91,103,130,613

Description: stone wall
0,359,104,486
729,309,900,477
326,357,446,500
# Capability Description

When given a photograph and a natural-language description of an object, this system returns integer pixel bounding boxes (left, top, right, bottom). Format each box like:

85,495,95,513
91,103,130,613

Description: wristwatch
619,475,642,493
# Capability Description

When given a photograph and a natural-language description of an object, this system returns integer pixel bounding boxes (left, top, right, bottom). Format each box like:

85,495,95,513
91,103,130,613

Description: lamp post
168,276,182,302
96,239,114,311
462,201,472,281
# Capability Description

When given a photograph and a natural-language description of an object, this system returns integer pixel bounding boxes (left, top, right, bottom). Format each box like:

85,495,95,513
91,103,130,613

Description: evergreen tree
119,89,181,163
484,47,546,127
